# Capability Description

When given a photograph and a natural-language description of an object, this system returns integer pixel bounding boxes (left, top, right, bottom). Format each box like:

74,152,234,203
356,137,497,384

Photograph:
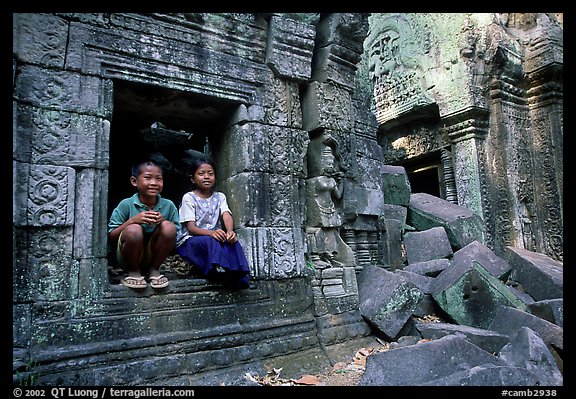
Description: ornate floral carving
31,108,71,161
28,165,71,226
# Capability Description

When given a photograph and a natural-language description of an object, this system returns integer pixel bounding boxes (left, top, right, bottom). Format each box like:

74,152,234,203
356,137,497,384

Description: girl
176,157,250,289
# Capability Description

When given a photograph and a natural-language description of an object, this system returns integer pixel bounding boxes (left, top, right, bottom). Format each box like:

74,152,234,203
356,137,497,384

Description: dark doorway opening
408,165,441,197
398,151,443,199
108,79,238,216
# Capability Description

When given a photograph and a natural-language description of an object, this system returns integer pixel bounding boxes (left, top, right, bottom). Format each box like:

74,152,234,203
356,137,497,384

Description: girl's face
192,163,215,191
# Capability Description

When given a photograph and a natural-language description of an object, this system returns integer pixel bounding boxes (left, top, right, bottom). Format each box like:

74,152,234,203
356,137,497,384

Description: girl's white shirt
176,191,230,247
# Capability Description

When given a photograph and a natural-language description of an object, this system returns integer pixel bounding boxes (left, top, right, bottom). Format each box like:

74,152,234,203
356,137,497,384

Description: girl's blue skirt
177,236,250,288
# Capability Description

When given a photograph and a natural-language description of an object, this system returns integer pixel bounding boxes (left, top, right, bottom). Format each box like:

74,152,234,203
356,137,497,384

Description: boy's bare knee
122,224,144,240
160,220,177,236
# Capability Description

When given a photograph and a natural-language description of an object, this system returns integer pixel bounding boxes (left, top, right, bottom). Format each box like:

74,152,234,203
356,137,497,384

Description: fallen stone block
507,284,536,306
423,364,541,386
404,226,453,264
404,258,450,277
381,165,411,206
357,265,425,339
452,240,511,280
488,305,563,352
503,246,563,301
395,269,435,294
498,326,563,386
408,192,485,250
529,298,563,327
432,262,528,329
415,322,510,354
359,334,507,386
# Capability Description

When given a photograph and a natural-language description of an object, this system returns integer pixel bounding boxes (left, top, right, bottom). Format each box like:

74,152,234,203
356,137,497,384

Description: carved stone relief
305,132,357,302
27,165,75,227
265,77,303,128
13,13,68,68
365,13,435,126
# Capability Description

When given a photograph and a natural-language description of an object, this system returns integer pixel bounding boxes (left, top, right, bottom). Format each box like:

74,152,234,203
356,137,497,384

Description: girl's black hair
189,157,216,189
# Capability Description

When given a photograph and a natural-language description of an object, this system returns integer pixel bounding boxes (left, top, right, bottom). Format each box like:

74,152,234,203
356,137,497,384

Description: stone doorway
107,79,240,280
108,79,238,217
401,152,443,199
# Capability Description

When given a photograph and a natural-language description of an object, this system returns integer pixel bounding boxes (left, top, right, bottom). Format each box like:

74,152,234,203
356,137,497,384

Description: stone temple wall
12,12,562,385
13,13,378,385
364,13,562,261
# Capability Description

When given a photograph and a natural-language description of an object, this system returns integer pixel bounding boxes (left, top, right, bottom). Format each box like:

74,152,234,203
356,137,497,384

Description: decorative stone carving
365,13,436,126
265,77,303,128
266,15,315,82
27,165,75,227
13,13,68,68
305,132,357,301
301,81,354,132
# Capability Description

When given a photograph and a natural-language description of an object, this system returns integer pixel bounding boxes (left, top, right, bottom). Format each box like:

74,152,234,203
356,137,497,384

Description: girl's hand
211,229,228,242
226,231,237,243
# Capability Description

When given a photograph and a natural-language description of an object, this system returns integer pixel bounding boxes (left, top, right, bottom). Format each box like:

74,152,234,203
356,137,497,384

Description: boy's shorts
115,229,154,271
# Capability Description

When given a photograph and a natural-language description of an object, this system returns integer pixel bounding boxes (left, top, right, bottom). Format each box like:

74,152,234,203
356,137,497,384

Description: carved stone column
523,13,563,261
442,110,489,221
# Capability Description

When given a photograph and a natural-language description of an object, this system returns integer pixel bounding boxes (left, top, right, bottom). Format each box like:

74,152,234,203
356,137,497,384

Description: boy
108,159,179,289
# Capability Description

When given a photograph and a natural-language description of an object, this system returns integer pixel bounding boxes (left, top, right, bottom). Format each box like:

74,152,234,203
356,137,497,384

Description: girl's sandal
121,276,147,289
149,274,169,289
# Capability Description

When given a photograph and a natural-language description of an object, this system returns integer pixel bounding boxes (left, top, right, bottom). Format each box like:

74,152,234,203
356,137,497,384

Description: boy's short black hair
131,159,163,178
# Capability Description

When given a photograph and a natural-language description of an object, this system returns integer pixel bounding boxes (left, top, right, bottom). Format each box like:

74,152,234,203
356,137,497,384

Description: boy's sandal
149,274,169,289
121,276,147,289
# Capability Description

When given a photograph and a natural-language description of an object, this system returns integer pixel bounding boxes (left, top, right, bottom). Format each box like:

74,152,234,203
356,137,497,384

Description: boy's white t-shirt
177,191,230,247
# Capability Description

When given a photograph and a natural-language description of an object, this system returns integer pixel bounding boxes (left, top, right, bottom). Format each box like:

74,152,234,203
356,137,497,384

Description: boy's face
130,164,163,198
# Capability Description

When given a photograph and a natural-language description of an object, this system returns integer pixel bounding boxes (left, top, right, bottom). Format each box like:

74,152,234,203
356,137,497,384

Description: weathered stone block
357,265,425,339
342,183,385,218
14,65,106,116
219,123,270,175
503,246,563,301
408,192,486,249
453,240,511,280
529,299,563,327
404,258,450,277
395,269,434,294
381,165,411,206
379,218,404,269
311,14,368,90
404,226,453,264
415,322,510,354
13,14,68,68
237,227,306,279
498,326,563,386
266,15,315,82
360,335,508,386
301,81,354,131
13,162,76,227
382,203,407,224
432,262,528,329
220,172,303,228
423,364,541,386
488,306,563,352
315,310,371,344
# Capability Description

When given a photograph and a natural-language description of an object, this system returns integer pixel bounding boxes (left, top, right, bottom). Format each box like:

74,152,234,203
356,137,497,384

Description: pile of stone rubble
356,221,563,386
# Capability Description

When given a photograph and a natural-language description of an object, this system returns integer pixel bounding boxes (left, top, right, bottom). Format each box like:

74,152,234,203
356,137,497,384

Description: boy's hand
139,210,162,225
